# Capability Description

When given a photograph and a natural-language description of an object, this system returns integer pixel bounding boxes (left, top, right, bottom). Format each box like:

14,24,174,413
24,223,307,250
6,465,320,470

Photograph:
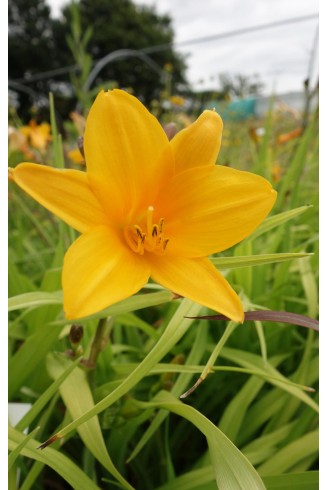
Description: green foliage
8,96,318,489
65,2,94,113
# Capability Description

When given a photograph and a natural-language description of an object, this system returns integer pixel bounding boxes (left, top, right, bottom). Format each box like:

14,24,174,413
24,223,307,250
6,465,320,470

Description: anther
152,225,158,237
134,225,143,239
125,208,169,255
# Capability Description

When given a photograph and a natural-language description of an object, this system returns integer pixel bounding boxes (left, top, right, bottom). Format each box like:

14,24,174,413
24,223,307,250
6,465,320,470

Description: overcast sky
49,0,319,94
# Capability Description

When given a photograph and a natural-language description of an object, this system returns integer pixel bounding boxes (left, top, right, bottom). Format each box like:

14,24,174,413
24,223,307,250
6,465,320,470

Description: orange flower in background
8,126,34,158
21,120,51,151
271,163,283,183
169,95,185,107
67,148,85,165
276,127,302,145
9,90,276,321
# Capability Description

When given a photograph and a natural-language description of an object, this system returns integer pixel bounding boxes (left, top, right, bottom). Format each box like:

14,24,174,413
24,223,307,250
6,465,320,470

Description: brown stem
84,317,113,369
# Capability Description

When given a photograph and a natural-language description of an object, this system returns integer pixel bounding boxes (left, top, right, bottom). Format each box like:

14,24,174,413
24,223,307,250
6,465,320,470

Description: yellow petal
170,110,223,172
63,225,150,319
149,255,244,322
9,163,108,233
84,89,172,222
156,165,277,257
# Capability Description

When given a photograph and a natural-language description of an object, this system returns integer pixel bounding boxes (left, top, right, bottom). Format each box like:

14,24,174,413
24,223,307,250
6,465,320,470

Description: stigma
124,206,169,255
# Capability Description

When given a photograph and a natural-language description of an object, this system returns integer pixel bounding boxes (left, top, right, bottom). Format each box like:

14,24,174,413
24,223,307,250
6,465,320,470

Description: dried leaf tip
37,434,62,450
180,376,204,399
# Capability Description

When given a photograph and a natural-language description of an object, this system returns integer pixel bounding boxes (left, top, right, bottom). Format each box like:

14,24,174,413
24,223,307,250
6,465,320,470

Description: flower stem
85,317,113,369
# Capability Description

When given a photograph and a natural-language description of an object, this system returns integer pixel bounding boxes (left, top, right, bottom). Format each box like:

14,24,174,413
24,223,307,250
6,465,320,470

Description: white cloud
48,0,319,95
134,0,319,94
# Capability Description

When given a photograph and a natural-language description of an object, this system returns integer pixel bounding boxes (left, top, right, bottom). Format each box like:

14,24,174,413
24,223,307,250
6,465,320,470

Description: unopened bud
69,324,83,346
163,122,177,141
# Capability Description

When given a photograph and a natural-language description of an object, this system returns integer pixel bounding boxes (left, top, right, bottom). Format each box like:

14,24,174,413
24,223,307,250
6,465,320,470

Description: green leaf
8,426,40,470
155,466,216,490
39,299,202,444
257,430,318,476
8,250,37,297
46,353,134,490
137,391,266,490
218,356,284,442
8,291,63,312
256,95,274,176
8,426,100,490
239,356,319,446
15,357,81,433
298,256,318,318
211,253,312,270
275,113,318,210
244,206,311,242
8,323,63,400
262,471,318,490
49,92,65,168
220,347,318,413
127,323,209,462
241,423,295,465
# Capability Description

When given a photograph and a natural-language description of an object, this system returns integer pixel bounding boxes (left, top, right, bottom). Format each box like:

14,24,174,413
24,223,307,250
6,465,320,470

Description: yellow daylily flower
20,120,51,150
9,89,277,321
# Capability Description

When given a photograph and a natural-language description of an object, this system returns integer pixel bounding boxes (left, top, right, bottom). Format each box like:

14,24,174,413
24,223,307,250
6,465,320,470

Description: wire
144,13,319,53
10,13,318,84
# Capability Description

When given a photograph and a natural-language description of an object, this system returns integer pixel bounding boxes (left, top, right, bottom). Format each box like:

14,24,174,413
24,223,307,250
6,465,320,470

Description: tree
9,0,188,118
54,0,187,104
9,0,58,118
9,0,55,78
218,73,264,98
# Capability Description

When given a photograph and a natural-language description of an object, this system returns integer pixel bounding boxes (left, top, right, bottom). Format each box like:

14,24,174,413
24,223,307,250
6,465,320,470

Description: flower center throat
124,206,169,255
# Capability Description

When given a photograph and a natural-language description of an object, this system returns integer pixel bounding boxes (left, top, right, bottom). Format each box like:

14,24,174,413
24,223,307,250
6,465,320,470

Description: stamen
124,207,169,255
134,225,144,239
163,238,169,250
152,224,158,237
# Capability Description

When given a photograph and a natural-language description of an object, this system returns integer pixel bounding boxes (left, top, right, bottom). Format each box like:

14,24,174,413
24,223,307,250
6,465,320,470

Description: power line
10,13,318,84
11,64,80,84
143,13,318,53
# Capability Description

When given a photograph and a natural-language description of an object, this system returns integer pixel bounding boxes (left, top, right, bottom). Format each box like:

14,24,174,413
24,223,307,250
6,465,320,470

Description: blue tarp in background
203,97,257,121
